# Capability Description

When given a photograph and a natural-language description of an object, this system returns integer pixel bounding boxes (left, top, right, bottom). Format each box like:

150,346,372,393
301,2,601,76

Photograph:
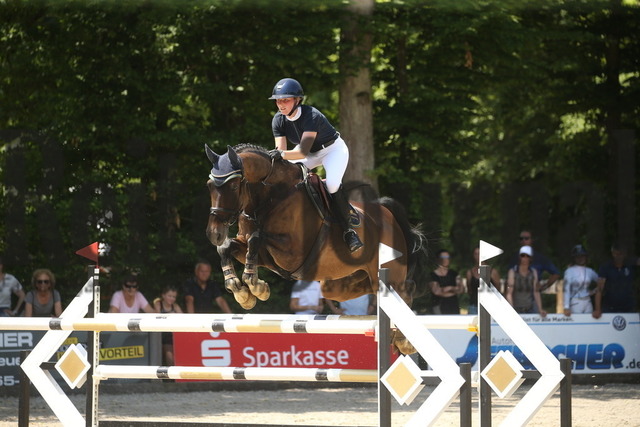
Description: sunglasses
519,236,531,241
124,284,138,289
439,255,450,259
36,279,50,284
520,253,531,258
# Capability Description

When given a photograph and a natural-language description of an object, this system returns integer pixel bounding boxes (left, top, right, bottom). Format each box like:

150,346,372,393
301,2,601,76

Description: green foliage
1,0,639,312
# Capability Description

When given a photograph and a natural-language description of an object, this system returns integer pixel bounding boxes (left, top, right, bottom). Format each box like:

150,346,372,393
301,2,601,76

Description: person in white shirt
327,294,374,315
289,280,324,315
563,245,598,316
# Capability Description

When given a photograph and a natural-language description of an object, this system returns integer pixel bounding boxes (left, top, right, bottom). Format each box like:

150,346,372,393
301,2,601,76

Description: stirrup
344,229,363,253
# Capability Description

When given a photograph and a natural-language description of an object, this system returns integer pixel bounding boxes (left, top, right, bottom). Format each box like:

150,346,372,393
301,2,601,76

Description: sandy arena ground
2,382,640,426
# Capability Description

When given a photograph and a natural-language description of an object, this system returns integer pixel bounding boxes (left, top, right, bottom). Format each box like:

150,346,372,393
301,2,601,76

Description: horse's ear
227,145,243,170
205,144,219,167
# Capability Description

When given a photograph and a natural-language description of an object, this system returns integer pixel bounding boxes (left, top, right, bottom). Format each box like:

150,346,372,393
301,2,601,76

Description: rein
260,157,278,186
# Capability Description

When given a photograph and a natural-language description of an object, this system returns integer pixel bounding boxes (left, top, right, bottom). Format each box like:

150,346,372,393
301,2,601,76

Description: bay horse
204,143,425,354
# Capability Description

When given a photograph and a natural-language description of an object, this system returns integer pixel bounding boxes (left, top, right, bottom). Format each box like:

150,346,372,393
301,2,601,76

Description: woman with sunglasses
505,246,547,317
24,268,62,317
108,274,155,313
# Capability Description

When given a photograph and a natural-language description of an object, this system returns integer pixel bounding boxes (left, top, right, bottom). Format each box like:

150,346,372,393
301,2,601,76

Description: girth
262,165,332,280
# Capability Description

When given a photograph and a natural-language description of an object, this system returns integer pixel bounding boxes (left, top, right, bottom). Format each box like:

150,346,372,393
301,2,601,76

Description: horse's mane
233,143,269,156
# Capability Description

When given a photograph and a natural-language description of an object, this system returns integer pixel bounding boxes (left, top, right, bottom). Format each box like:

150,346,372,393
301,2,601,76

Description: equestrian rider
268,78,363,253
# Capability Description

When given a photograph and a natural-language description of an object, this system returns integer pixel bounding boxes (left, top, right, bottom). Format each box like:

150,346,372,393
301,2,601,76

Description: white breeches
296,137,348,194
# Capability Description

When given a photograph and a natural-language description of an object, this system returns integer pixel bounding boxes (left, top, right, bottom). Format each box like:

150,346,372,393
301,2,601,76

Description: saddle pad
305,173,331,220
304,173,361,228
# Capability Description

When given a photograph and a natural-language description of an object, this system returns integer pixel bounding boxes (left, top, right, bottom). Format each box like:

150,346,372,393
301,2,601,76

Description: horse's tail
376,197,428,284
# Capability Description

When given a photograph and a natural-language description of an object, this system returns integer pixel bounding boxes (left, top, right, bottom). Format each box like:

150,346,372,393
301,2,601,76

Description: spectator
183,261,232,313
563,245,598,317
506,246,547,317
513,230,561,292
153,285,183,365
429,249,463,314
290,280,324,315
465,247,501,314
24,268,63,317
326,294,374,315
0,255,26,317
108,274,155,313
593,242,640,318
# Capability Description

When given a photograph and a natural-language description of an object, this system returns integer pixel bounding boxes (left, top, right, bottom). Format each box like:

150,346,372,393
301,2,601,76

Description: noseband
209,206,240,226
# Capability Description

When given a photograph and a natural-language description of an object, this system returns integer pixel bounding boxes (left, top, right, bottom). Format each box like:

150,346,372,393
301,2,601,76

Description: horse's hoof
234,286,256,310
391,330,416,355
394,339,417,355
256,289,270,301
248,279,270,301
251,281,270,302
239,294,257,310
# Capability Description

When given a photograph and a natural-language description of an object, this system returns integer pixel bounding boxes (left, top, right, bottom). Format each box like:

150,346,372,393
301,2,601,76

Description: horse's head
204,143,301,245
205,145,244,246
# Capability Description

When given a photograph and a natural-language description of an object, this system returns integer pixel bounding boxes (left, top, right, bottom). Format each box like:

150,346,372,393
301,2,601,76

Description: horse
204,143,425,354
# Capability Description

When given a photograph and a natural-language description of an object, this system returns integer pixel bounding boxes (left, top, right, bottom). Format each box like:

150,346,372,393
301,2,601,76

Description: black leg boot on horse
331,186,364,253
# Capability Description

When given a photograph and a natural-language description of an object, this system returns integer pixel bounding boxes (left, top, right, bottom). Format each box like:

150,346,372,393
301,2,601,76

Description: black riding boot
331,186,363,253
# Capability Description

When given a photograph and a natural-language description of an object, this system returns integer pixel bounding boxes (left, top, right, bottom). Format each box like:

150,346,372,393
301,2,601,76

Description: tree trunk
339,0,376,199
604,0,636,252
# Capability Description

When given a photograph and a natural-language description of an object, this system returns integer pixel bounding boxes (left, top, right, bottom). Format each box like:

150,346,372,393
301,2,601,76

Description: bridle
208,174,244,227
209,205,241,226
208,151,280,226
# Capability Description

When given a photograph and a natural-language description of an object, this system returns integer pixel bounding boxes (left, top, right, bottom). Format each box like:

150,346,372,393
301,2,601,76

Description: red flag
75,242,99,265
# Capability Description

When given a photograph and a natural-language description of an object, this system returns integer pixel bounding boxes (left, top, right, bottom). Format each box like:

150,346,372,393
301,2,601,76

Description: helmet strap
287,98,302,117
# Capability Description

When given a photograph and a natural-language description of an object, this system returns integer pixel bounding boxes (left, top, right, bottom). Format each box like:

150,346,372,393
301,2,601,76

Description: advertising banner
0,331,154,387
174,331,380,372
432,313,640,374
174,313,640,376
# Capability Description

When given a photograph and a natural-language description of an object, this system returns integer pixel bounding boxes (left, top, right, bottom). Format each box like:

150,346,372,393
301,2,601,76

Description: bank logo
201,337,232,366
612,316,626,331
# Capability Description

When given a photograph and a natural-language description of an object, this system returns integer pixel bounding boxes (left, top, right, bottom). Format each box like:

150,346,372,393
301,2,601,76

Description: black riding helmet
269,78,304,117
269,78,304,99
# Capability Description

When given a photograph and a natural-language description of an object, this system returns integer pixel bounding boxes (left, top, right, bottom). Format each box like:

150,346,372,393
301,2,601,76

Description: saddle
264,165,364,281
297,165,361,227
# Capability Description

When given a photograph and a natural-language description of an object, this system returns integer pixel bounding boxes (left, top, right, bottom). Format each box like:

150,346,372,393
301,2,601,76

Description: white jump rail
94,365,378,382
0,313,477,334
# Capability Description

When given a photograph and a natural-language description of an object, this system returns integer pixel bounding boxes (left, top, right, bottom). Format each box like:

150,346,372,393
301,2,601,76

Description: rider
268,77,363,253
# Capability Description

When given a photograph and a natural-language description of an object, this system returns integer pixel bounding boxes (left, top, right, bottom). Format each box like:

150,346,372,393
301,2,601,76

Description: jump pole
0,313,477,334
94,365,378,382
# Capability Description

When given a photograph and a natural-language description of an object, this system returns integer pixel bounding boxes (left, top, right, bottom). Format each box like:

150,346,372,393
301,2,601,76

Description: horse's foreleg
218,238,256,310
242,231,271,302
